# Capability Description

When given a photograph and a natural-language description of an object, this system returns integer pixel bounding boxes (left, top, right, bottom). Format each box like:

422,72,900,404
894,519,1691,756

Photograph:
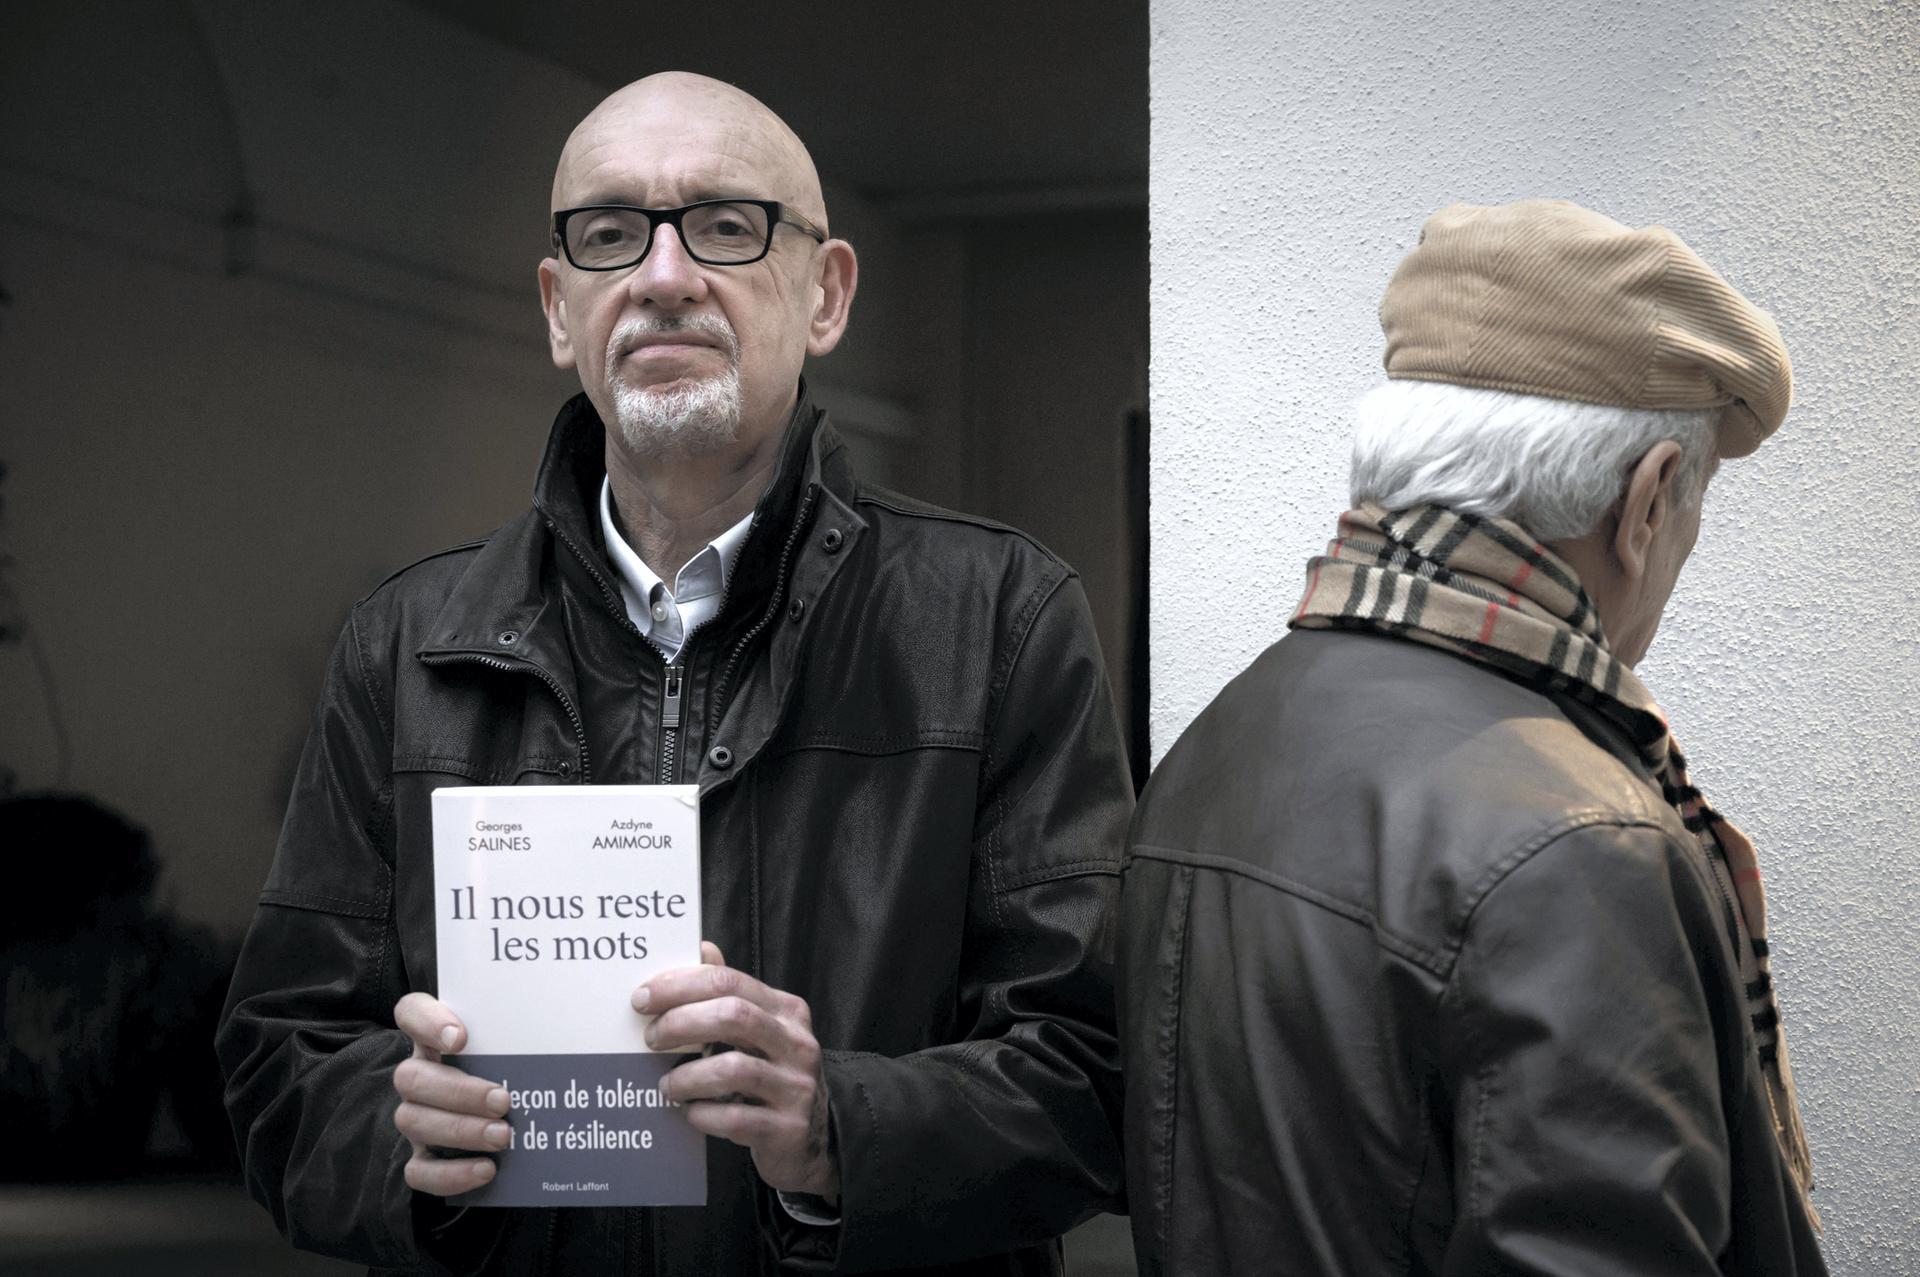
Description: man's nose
626,224,709,309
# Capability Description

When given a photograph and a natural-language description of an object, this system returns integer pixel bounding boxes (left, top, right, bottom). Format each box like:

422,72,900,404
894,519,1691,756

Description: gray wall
959,213,1149,751
1149,0,1919,1268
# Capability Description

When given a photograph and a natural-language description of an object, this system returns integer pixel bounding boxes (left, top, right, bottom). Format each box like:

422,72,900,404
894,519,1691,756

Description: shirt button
651,601,669,622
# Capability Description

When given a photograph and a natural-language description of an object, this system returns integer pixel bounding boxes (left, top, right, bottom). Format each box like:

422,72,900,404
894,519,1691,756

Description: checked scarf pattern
1290,501,1816,1216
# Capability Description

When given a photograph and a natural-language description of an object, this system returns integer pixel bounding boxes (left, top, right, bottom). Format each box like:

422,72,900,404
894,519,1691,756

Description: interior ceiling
406,0,1146,205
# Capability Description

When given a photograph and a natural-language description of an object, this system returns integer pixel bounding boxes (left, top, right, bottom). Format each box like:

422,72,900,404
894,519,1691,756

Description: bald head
552,72,828,230
536,71,858,489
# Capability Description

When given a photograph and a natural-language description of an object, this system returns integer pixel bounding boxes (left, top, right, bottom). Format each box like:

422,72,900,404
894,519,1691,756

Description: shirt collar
598,477,753,637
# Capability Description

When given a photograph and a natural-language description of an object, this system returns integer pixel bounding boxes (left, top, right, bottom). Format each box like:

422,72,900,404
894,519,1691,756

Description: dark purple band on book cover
447,1052,707,1207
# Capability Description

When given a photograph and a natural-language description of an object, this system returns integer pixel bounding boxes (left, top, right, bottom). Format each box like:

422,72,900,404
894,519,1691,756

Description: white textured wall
1150,1,1918,1269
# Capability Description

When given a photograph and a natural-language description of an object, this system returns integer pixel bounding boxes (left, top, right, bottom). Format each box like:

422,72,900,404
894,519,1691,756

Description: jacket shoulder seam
855,489,1069,567
1447,811,1678,946
1132,808,1675,978
973,568,1073,866
1130,842,1452,975
356,537,490,606
1437,815,1698,1235
988,567,1070,725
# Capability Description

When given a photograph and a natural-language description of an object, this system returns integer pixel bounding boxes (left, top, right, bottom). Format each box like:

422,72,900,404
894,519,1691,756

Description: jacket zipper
546,517,721,790
418,652,592,782
658,662,684,784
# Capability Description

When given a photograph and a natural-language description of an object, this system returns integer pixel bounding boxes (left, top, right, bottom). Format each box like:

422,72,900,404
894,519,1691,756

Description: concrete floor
0,1180,1137,1274
0,1180,356,1275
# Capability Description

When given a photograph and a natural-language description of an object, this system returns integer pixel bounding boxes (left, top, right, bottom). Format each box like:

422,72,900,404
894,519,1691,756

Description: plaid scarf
1290,501,1816,1217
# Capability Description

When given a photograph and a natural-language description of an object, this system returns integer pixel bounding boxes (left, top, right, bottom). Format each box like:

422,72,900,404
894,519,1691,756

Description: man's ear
1612,439,1684,581
538,256,576,370
805,240,858,358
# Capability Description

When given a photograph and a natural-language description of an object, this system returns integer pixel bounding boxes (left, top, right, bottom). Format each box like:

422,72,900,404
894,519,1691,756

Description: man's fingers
700,940,725,966
403,1151,498,1197
394,992,467,1055
637,961,797,1018
647,994,809,1058
663,1051,813,1110
392,1056,509,1117
395,1100,514,1152
682,1098,803,1150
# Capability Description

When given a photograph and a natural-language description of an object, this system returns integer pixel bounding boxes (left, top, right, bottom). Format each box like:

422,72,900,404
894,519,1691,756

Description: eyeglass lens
566,203,772,268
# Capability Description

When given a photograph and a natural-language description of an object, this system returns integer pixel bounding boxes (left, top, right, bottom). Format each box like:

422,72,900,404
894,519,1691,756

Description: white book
431,784,706,1207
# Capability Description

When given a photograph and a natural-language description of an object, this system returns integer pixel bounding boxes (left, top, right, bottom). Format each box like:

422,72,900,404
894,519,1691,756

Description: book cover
430,784,706,1208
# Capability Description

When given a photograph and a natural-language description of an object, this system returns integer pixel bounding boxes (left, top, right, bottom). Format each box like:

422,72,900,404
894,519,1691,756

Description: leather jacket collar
417,379,847,664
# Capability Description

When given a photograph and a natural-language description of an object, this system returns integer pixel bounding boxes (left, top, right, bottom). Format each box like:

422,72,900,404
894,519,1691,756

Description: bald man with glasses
218,72,1132,1276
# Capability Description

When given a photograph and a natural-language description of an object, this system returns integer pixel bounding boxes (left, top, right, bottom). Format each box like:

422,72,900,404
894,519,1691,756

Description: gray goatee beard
604,315,743,458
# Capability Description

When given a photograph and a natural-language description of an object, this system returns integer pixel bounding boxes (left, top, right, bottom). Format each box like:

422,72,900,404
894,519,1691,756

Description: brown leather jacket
217,385,1132,1274
1119,628,1825,1276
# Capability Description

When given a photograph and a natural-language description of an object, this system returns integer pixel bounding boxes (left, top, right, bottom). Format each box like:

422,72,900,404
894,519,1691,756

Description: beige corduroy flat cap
1379,199,1791,457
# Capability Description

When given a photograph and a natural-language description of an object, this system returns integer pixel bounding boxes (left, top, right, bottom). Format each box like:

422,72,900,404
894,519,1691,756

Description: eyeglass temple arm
780,206,828,243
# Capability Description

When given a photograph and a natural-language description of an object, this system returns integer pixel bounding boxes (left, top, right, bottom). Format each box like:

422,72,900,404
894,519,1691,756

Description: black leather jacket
217,386,1133,1275
1119,629,1825,1276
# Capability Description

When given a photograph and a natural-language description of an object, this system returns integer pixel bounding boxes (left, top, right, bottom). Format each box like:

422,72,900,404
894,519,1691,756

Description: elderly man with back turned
217,73,1131,1274
1120,199,1825,1275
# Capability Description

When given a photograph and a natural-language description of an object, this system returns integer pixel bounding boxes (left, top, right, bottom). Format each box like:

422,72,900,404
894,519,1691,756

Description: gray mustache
610,316,740,360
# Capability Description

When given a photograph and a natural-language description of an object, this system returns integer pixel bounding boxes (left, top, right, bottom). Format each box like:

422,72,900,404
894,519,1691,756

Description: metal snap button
497,630,519,645
788,598,806,621
707,745,734,769
822,528,844,553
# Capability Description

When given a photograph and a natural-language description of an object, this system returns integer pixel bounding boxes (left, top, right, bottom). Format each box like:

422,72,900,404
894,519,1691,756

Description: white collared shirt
599,478,753,661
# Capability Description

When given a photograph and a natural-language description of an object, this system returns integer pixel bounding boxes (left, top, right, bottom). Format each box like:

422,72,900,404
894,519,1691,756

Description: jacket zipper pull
658,663,685,787
662,664,684,730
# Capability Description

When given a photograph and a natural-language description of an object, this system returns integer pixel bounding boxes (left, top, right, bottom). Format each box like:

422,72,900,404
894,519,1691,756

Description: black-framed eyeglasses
551,199,827,270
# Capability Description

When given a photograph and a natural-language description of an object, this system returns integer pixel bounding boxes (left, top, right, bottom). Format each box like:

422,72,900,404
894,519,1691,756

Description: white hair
604,314,743,457
1349,380,1717,542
